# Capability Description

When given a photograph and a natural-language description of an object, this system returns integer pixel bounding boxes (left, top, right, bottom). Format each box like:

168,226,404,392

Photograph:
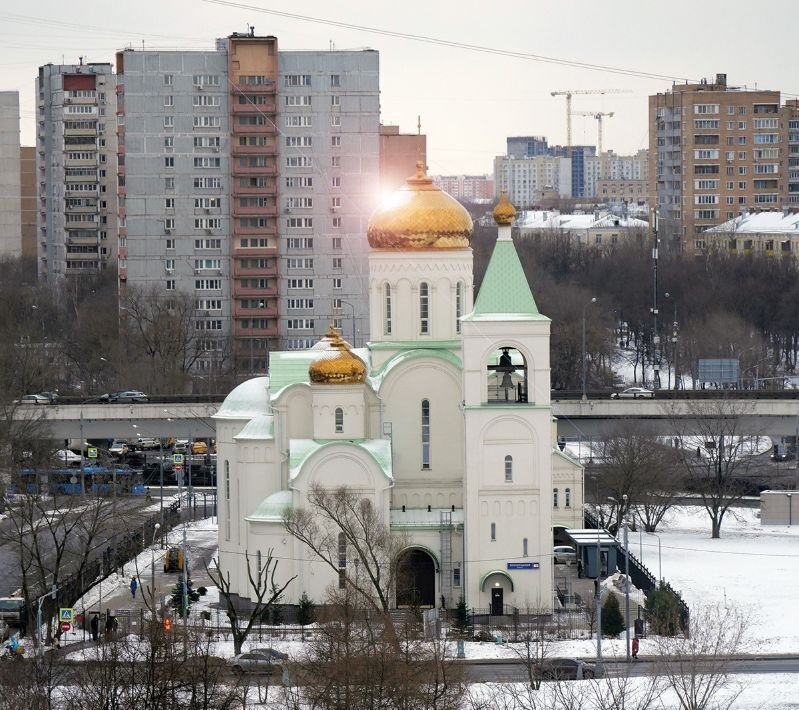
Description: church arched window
419,282,430,334
490,522,496,541
421,399,431,469
224,460,231,541
338,532,347,589
523,537,528,557
335,407,344,433
487,346,528,403
553,487,559,508
384,283,392,335
455,281,463,334
504,455,513,482
565,488,571,508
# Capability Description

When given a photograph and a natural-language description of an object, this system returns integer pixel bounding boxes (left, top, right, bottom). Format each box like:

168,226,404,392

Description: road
461,656,799,682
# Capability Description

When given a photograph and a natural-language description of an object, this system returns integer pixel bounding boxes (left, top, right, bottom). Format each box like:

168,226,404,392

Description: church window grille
384,283,392,335
335,407,344,433
523,537,528,557
455,281,463,334
553,488,559,508
419,282,430,334
421,399,431,469
490,522,496,541
565,488,571,508
504,455,513,482
224,460,231,540
453,565,461,587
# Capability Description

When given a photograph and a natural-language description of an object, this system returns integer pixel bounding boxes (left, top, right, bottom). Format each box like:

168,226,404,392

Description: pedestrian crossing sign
173,453,185,464
59,608,74,623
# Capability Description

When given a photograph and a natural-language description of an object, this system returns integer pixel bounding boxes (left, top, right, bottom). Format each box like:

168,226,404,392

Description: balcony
233,224,278,238
234,181,277,195
231,121,276,135
231,203,277,217
233,325,278,338
232,262,278,278
231,82,276,95
64,158,98,168
233,283,278,298
233,304,279,318
232,101,276,114
231,143,276,155
231,162,277,177
64,127,98,138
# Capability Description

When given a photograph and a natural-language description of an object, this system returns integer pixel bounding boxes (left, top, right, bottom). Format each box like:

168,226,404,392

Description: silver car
228,648,287,674
610,387,654,399
553,546,577,565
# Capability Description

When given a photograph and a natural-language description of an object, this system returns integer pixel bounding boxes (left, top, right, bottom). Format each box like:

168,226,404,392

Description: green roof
465,235,548,322
371,348,462,388
247,490,292,522
289,438,393,481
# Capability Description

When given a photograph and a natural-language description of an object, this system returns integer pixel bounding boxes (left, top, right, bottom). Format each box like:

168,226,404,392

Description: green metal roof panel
370,348,462,388
289,438,393,481
247,490,293,522
467,239,543,319
233,414,275,441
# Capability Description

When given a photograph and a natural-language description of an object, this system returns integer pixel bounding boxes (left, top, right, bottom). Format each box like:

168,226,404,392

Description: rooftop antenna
79,56,84,66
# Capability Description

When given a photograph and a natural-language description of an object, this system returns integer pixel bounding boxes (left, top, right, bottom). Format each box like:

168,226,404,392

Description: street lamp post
646,531,662,582
595,529,603,676
582,297,597,401
152,523,161,605
787,493,794,527
341,300,356,347
664,293,679,390
36,584,59,658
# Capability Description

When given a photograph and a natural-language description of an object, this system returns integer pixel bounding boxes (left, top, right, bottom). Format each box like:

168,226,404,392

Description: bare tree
207,548,295,656
655,604,749,710
596,424,682,533
669,399,765,538
283,483,406,617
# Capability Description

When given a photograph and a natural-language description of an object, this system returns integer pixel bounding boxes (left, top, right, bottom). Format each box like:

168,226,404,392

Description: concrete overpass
19,401,222,440
552,396,799,438
12,392,799,440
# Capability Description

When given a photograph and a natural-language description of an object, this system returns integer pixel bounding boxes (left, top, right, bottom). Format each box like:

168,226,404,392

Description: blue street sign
507,562,539,570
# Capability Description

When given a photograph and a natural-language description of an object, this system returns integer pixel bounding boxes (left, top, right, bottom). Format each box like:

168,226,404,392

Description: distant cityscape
1,47,798,371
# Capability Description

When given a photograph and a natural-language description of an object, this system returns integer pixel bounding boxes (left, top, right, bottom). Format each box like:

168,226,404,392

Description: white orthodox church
215,166,583,612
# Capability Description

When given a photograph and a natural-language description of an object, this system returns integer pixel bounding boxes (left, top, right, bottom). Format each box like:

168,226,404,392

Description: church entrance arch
396,548,437,608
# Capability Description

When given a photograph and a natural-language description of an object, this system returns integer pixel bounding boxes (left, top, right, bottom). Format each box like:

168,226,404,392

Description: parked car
539,657,597,680
109,439,130,456
101,390,149,403
135,437,160,450
53,449,82,465
610,387,654,399
227,648,287,674
15,392,58,405
553,545,577,565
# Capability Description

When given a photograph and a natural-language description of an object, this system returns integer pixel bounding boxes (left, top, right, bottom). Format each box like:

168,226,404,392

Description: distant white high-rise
36,63,118,281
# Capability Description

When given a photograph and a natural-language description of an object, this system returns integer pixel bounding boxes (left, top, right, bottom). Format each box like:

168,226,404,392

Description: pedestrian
105,615,113,641
632,635,640,660
90,614,99,642
130,577,138,599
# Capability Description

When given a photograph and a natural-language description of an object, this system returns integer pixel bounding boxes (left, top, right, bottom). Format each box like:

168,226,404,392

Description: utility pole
79,411,86,496
651,209,661,389
596,530,603,675
624,523,631,662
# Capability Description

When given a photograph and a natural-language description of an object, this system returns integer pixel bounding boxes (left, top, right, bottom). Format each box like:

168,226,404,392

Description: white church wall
311,385,366,440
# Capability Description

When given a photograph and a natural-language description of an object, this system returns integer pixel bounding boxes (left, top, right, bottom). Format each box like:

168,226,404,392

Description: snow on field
635,505,799,652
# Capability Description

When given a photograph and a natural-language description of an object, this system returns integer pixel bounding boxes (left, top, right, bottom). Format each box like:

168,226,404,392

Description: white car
53,449,82,465
610,387,654,399
553,546,577,565
109,439,129,456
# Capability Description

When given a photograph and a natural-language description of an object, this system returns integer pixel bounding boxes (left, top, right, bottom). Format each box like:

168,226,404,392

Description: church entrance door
396,548,436,608
491,587,504,616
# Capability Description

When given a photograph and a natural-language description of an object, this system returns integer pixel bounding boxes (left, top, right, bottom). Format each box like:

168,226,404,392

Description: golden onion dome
493,191,517,226
308,325,367,385
367,161,474,249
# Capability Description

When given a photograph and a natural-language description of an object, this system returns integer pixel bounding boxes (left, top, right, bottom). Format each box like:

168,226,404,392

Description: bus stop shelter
565,529,618,578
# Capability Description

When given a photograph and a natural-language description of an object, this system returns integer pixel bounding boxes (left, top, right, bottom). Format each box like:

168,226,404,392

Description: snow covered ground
634,505,799,653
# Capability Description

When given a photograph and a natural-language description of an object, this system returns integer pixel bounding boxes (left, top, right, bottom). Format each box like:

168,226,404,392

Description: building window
331,115,341,127
455,281,463,334
331,74,341,87
523,538,528,557
565,488,571,508
164,74,174,85
224,460,231,540
421,399,431,469
331,95,340,107
553,488,559,508
504,455,513,482
384,283,392,335
335,407,344,433
453,565,461,587
164,116,174,128
490,522,496,542
338,531,346,588
419,282,430,334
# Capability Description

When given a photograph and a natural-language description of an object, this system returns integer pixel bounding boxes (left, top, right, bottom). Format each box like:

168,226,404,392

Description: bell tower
460,193,554,611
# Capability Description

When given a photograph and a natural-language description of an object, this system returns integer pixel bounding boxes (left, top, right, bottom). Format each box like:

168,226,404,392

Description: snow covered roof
516,210,648,231
705,211,799,234
214,376,270,420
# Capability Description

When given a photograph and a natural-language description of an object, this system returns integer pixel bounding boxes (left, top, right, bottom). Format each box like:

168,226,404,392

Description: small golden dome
493,192,516,226
308,325,367,385
367,161,473,249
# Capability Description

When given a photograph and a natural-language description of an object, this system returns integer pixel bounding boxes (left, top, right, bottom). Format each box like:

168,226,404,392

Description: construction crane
550,89,631,152
573,111,615,155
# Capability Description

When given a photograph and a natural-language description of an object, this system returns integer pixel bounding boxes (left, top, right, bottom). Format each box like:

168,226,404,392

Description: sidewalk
57,516,219,646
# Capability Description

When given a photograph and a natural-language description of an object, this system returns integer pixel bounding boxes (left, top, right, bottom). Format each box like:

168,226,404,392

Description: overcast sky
1,0,797,174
